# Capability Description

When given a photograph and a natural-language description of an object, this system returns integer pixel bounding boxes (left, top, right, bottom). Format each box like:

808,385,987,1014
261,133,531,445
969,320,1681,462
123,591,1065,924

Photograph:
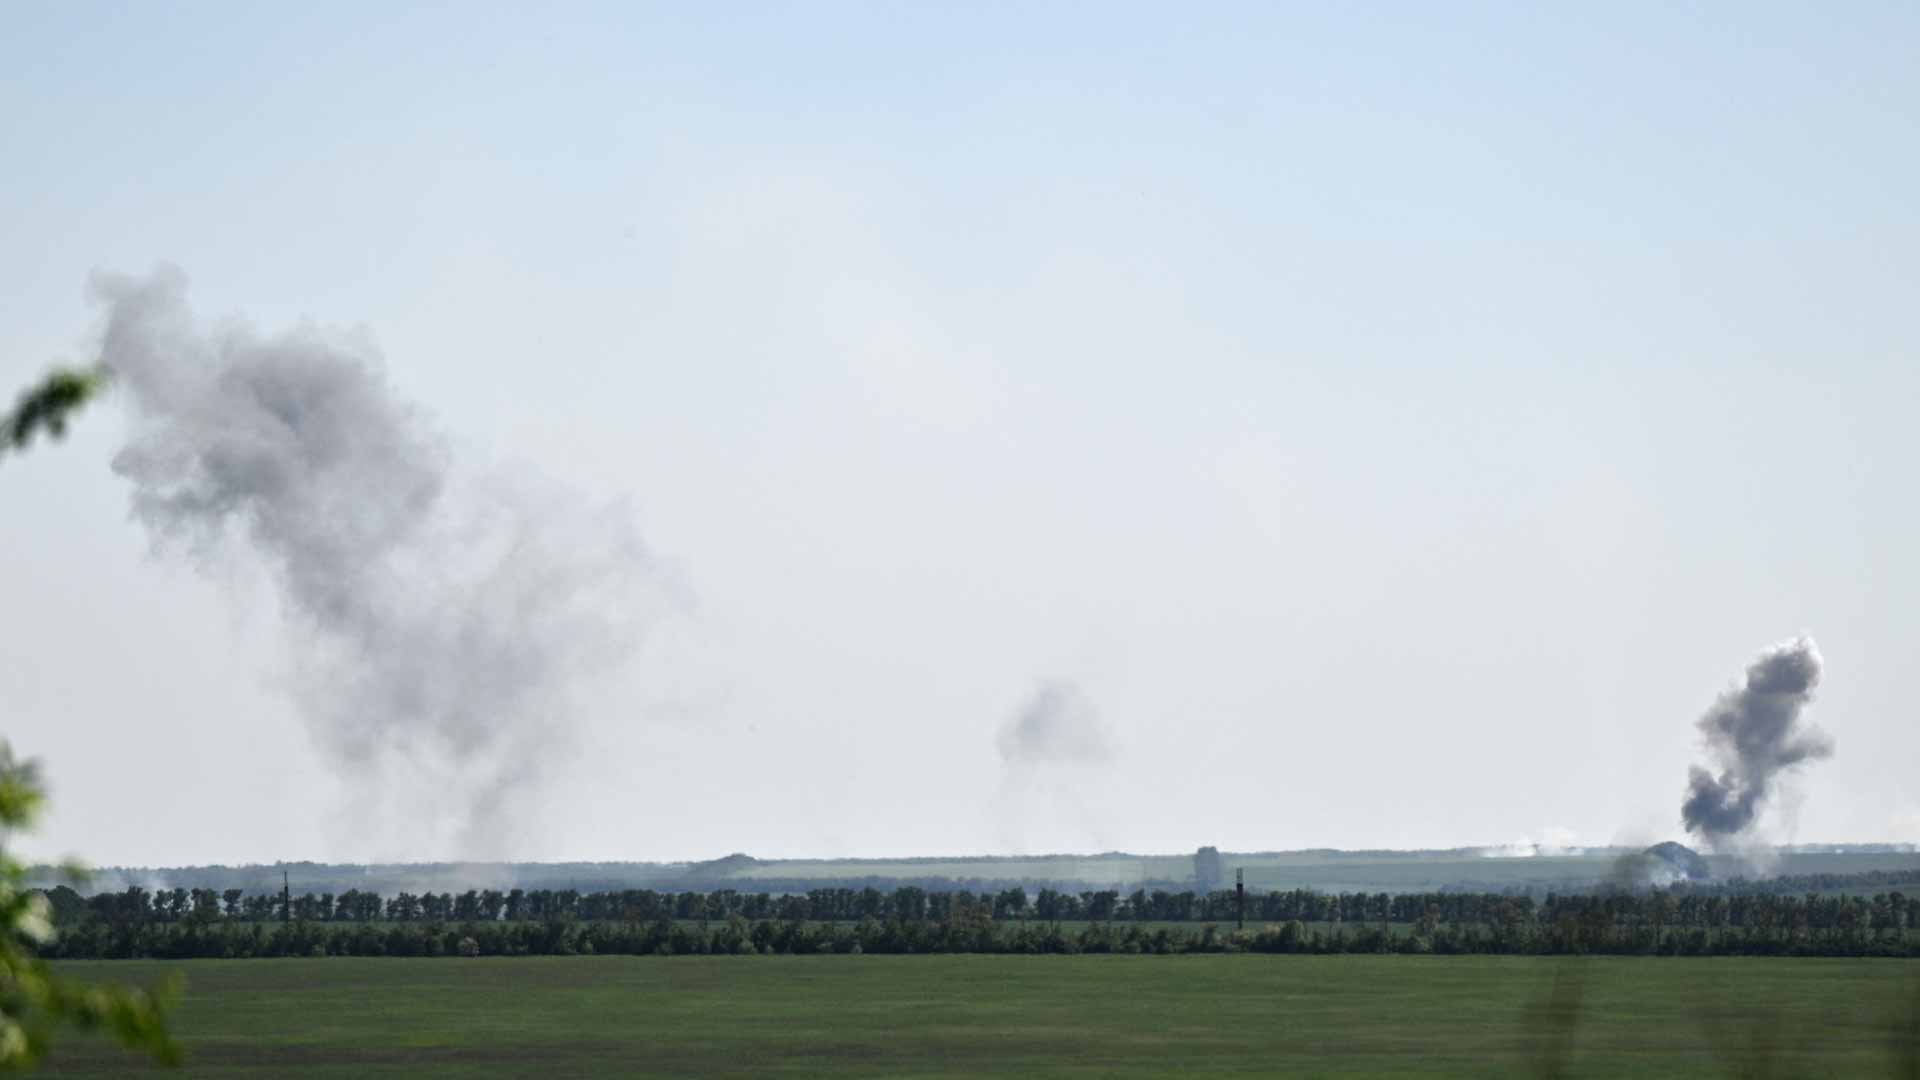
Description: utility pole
1235,868,1245,931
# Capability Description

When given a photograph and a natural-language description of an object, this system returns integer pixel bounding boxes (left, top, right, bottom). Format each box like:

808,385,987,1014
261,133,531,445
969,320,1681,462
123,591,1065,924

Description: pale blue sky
3,3,1916,863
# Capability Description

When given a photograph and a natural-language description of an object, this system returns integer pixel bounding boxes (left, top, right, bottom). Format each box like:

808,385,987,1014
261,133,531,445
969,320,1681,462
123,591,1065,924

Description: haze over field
4,5,1918,866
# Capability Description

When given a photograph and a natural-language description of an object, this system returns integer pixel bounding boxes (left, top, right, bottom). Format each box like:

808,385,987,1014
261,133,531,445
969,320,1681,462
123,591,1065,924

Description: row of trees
1685,868,1920,896
33,907,1920,961
48,882,1920,936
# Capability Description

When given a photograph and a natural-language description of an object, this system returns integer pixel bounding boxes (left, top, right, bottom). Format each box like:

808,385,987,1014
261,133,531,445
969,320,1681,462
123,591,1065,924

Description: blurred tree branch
1,366,108,458
1,366,179,1069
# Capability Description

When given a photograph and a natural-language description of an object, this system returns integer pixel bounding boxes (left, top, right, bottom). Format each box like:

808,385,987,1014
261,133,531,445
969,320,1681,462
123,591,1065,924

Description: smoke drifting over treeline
1682,637,1833,848
95,267,665,857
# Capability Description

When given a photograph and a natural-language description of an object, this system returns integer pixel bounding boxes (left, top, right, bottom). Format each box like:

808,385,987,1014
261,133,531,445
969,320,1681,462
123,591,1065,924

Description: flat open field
56,847,1920,899
712,849,1920,894
44,956,1920,1078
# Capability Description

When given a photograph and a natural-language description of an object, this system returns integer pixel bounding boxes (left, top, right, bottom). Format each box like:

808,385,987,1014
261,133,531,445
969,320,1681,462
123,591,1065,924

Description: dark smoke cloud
95,267,667,856
1681,637,1833,846
997,681,1114,768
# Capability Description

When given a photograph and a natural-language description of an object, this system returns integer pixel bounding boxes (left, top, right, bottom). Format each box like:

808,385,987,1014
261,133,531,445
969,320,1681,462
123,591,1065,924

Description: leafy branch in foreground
0,746,178,1068
2,365,177,1068
1,366,108,458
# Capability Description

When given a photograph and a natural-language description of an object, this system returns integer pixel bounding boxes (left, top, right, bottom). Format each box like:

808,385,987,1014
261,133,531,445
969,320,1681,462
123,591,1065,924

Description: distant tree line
1674,868,1920,896
33,883,1918,960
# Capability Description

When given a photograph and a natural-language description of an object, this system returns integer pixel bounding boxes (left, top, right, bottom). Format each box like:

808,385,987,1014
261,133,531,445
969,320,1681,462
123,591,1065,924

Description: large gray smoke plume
94,267,665,856
1681,637,1833,847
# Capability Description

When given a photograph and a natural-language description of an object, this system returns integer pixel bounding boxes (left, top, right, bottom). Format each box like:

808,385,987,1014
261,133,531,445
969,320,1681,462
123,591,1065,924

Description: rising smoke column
994,680,1117,854
94,266,666,856
1681,637,1833,847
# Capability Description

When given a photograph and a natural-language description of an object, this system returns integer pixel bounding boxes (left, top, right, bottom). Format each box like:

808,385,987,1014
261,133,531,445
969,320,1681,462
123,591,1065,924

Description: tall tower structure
1235,868,1245,931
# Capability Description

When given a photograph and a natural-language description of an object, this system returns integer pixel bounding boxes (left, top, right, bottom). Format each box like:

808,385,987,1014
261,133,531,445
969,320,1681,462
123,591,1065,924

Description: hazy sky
3,3,1916,865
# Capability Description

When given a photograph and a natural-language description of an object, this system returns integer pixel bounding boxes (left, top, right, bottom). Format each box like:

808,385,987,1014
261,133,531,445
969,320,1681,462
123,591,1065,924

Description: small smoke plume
94,267,667,857
997,681,1115,768
993,681,1115,854
1681,637,1833,848
1474,827,1585,859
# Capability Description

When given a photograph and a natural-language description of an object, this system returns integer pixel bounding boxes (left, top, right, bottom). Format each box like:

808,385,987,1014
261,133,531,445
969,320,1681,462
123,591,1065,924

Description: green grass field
42,955,1920,1078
